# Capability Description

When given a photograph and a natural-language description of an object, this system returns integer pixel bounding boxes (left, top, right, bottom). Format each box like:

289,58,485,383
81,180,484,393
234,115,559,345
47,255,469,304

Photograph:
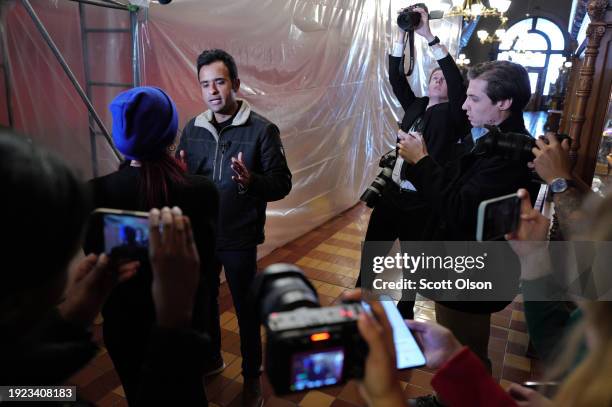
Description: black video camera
475,126,571,162
397,3,428,31
248,264,368,394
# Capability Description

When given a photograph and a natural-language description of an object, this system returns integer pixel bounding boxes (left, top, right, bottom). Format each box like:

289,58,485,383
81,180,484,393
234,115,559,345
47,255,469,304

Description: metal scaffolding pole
130,9,141,87
78,0,141,175
68,0,129,11
0,5,14,128
78,2,99,176
19,0,122,161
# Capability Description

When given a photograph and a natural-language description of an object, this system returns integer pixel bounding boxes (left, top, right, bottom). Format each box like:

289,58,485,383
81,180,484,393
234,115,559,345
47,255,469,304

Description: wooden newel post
568,0,608,170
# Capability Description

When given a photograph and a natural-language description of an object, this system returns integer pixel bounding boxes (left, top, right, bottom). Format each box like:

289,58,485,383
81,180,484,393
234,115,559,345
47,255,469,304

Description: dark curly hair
196,48,238,82
468,60,531,113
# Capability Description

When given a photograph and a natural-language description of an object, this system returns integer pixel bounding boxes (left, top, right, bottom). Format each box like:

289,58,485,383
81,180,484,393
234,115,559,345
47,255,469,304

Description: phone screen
103,213,149,255
362,298,426,370
477,193,520,241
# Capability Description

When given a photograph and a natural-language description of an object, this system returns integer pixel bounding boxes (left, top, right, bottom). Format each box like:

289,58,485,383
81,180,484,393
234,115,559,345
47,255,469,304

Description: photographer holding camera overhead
357,4,469,319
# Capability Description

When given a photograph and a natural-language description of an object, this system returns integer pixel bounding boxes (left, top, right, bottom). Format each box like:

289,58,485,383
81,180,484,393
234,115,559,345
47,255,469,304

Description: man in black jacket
398,60,539,373
178,49,292,407
357,6,469,319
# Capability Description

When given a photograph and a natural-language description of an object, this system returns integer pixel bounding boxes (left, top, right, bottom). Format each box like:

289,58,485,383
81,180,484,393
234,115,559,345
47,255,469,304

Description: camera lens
360,167,393,208
257,264,320,319
397,10,421,31
477,129,536,162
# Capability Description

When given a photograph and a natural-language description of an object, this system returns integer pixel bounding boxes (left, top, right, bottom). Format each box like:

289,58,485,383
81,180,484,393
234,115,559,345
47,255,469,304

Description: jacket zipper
219,142,226,182
212,142,219,181
216,126,232,182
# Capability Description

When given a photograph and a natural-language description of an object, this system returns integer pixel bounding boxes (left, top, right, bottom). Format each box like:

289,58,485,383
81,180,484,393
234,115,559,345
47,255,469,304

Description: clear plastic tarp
1,0,461,255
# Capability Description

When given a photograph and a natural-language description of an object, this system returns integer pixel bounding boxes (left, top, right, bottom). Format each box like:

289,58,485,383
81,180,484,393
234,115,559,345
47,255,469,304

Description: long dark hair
137,153,188,209
1,130,91,296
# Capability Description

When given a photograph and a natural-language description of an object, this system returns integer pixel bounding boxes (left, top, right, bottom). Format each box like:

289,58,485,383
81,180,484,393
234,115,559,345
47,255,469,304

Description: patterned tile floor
67,203,542,406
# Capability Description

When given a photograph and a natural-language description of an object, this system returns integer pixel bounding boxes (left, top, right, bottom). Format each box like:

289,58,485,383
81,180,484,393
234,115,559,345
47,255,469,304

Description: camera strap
399,30,416,77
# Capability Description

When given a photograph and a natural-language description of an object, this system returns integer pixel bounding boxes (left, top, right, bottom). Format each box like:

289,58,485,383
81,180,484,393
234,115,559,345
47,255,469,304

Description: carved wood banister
568,0,608,170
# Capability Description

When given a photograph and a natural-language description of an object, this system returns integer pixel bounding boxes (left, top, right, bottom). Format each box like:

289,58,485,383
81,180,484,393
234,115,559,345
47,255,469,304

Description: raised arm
413,7,469,136
388,24,417,111
437,53,469,133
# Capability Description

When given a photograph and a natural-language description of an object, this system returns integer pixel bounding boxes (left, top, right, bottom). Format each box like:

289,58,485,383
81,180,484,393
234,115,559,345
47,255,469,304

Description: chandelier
476,28,507,43
456,54,471,66
445,0,512,21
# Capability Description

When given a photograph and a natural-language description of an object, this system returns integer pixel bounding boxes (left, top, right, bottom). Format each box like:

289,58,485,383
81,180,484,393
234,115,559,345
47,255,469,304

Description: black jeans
356,184,429,319
207,247,262,378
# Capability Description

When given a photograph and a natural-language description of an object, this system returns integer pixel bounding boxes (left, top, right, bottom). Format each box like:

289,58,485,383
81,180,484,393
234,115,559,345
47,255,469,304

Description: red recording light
339,309,354,318
310,332,331,342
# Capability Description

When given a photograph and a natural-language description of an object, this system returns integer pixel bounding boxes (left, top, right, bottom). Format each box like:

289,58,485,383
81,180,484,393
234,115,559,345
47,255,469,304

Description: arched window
496,17,568,108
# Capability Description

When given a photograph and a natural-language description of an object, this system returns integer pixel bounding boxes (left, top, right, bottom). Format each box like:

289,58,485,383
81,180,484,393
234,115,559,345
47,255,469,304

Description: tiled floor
67,203,542,406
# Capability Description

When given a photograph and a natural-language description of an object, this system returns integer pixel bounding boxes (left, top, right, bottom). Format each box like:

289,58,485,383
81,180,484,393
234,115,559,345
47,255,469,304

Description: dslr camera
360,117,425,208
397,3,428,31
359,149,397,208
475,126,571,162
248,264,368,394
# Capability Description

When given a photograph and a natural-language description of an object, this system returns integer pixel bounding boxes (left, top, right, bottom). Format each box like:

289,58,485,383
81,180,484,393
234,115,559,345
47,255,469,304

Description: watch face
551,178,568,193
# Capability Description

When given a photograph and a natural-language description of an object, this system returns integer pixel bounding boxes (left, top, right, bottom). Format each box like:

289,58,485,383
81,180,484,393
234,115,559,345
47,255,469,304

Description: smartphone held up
476,193,521,241
86,208,150,261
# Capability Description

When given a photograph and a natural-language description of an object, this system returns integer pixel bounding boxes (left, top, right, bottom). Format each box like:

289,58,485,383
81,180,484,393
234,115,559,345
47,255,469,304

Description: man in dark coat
179,49,292,407
356,6,470,320
397,60,540,373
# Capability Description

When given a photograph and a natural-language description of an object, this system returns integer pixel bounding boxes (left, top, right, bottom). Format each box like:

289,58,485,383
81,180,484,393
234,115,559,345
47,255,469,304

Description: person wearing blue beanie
109,86,179,161
86,86,219,405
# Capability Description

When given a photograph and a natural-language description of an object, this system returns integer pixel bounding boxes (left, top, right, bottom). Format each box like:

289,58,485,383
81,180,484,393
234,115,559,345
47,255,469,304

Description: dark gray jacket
179,100,292,250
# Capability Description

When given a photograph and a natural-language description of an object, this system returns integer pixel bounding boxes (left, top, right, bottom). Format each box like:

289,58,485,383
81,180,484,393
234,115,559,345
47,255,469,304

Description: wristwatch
428,36,440,47
550,177,574,194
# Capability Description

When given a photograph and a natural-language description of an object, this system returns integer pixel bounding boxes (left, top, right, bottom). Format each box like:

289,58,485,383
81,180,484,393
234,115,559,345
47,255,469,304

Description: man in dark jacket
397,60,539,374
357,6,469,320
178,49,292,407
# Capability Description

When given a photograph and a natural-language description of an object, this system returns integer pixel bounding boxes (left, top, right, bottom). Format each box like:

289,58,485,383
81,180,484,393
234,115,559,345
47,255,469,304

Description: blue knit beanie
110,86,178,160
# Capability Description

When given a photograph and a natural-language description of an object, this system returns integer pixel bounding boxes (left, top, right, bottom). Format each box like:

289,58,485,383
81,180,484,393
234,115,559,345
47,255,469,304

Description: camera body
266,304,368,393
397,3,428,31
360,117,425,208
249,264,368,394
475,126,571,162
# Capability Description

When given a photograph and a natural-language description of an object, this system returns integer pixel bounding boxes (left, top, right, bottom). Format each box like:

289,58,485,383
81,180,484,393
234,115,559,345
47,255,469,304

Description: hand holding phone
362,297,426,370
404,319,462,370
149,207,200,328
58,254,139,326
505,189,551,261
356,297,406,407
86,208,150,260
476,193,521,241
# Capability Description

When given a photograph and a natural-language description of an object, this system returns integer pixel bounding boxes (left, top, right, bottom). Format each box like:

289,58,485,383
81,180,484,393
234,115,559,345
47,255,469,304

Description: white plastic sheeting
2,0,461,255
